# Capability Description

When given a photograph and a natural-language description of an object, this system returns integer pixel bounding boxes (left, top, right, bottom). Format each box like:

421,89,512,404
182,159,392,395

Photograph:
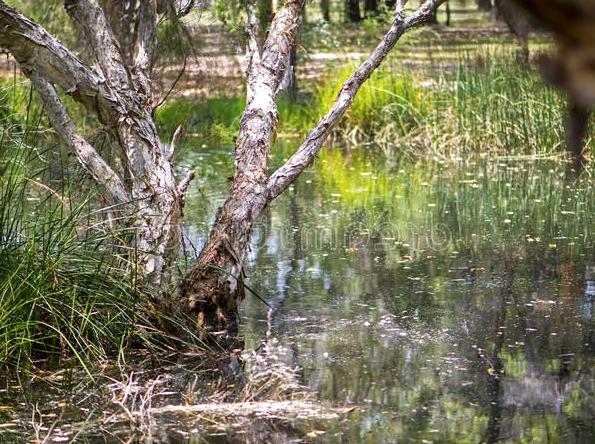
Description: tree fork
180,0,446,342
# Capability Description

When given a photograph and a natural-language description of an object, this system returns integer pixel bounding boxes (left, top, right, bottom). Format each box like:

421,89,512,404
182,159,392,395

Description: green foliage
157,19,194,59
311,51,582,157
156,96,247,144
0,140,147,372
163,51,584,159
314,63,428,140
214,0,246,34
4,0,77,48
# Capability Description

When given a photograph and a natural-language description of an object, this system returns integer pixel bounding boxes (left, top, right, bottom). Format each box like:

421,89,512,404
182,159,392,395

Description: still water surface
2,146,594,442
182,146,594,442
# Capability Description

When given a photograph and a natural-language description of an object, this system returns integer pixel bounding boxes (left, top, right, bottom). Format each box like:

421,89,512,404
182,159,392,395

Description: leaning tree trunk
181,0,446,339
181,0,305,337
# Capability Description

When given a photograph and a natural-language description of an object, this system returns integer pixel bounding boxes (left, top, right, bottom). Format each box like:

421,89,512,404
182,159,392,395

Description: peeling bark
181,0,306,338
2,0,445,339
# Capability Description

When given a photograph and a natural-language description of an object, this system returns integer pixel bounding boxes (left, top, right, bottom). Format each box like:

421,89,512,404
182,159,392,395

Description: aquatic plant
0,117,194,373
165,51,591,159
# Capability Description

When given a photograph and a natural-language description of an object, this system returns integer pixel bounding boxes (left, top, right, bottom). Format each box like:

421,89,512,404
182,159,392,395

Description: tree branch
29,72,130,206
64,0,130,90
267,0,445,200
245,0,261,85
135,0,158,78
233,0,305,185
0,2,121,125
260,0,304,98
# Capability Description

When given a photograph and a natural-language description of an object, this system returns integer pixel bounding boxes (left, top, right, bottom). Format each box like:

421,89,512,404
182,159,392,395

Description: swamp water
1,146,594,443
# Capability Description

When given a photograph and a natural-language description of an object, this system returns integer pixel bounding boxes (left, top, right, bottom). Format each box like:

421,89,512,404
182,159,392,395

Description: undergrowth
157,51,592,158
0,87,192,374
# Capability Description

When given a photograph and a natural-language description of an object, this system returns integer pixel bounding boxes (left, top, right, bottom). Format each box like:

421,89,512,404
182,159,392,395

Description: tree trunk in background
364,0,379,17
320,0,331,22
345,0,362,22
428,9,439,25
258,0,274,34
288,44,298,100
495,0,529,61
476,0,492,11
386,0,396,8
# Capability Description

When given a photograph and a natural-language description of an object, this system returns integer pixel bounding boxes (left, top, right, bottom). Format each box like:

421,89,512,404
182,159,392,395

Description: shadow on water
1,146,594,442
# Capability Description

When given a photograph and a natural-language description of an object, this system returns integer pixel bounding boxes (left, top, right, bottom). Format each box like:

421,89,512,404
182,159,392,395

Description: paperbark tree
0,0,193,286
1,0,446,341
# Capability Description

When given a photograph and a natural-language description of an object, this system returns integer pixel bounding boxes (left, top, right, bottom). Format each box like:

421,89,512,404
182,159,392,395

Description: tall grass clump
429,53,567,156
313,63,428,143
312,51,580,158
0,92,180,373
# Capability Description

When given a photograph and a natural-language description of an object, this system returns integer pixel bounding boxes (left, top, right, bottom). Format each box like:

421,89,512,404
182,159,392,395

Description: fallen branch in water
135,400,356,420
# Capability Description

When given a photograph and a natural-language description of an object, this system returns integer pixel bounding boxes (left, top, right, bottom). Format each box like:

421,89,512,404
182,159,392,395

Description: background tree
364,0,379,17
345,0,361,22
476,0,492,11
320,0,331,22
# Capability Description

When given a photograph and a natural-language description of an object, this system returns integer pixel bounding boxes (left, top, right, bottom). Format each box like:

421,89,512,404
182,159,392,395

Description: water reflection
2,148,592,442
222,149,594,443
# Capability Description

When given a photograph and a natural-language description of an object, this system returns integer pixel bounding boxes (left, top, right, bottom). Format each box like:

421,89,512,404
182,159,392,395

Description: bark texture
181,0,446,339
181,0,306,338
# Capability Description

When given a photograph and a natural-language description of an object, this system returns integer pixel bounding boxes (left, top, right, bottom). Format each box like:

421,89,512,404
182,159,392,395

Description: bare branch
396,0,407,16
177,169,195,209
64,0,130,90
154,53,187,109
0,2,121,125
168,125,184,160
267,0,446,200
29,72,130,206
